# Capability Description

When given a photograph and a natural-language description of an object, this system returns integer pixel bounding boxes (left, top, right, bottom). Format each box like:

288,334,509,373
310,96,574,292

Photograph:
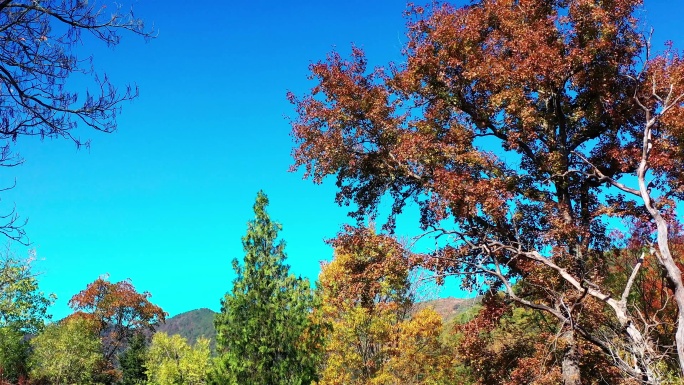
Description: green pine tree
119,332,148,385
211,191,321,385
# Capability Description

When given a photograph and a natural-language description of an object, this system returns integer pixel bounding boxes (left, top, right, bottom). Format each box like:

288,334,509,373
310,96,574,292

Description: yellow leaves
381,308,457,384
316,227,413,384
317,228,457,384
319,306,458,385
321,227,411,311
30,317,105,385
145,332,211,385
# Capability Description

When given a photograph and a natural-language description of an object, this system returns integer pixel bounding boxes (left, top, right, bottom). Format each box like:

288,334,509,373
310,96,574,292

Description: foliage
69,277,166,380
119,333,148,385
322,226,413,312
451,292,641,385
0,249,53,334
0,0,153,242
0,249,53,384
377,308,457,384
316,226,410,384
289,0,684,382
315,226,457,384
30,317,105,385
0,327,29,384
145,332,210,385
212,191,321,385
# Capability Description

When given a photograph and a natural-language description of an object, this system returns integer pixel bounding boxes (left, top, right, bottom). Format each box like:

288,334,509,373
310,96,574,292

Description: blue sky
4,1,683,320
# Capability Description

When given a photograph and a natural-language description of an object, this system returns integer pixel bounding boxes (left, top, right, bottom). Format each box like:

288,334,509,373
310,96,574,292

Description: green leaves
0,249,54,383
0,249,54,334
0,326,30,383
145,332,211,385
30,317,104,385
119,333,148,385
212,191,321,385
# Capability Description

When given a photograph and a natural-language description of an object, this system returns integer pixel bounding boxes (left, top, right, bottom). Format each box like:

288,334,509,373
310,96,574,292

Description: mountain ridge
157,297,479,346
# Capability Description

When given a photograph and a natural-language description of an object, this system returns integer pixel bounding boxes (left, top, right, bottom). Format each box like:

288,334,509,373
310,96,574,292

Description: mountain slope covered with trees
157,308,217,348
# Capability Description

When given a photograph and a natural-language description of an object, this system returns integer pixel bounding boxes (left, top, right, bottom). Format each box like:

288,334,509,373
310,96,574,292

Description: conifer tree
119,333,148,385
212,191,320,385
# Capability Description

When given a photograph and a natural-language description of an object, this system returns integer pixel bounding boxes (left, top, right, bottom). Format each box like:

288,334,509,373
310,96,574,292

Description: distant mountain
412,296,480,323
157,308,217,349
157,297,479,349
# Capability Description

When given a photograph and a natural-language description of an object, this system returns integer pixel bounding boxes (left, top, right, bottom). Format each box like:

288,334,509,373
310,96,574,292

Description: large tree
0,0,153,241
212,191,321,385
289,1,684,383
69,277,166,382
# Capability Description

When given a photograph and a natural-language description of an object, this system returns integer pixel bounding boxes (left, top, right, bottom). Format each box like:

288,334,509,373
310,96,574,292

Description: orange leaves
68,277,166,363
317,227,412,384
291,2,684,380
69,278,165,331
322,226,411,311
453,295,636,385
289,47,402,186
640,48,684,198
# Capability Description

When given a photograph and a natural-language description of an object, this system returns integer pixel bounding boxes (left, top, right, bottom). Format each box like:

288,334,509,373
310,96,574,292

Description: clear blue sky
4,1,683,320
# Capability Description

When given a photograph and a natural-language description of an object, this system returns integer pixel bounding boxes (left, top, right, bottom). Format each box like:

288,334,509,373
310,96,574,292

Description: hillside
157,297,480,348
157,308,217,348
412,296,480,323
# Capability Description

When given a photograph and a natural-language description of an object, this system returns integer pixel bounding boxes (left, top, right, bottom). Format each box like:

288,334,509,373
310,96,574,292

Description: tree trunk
561,329,582,385
636,120,684,377
653,220,684,377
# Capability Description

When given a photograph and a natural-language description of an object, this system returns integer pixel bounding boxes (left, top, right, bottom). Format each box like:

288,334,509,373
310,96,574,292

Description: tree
0,0,153,242
451,292,638,385
315,226,456,385
0,248,53,333
212,191,321,385
119,333,149,385
145,332,210,385
316,226,411,384
30,317,104,385
379,308,458,385
289,1,684,383
0,327,29,384
69,277,166,381
0,248,54,383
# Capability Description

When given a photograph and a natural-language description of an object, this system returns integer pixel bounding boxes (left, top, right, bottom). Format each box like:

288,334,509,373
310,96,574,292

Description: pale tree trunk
636,111,684,377
561,328,582,385
492,248,661,383
649,209,684,376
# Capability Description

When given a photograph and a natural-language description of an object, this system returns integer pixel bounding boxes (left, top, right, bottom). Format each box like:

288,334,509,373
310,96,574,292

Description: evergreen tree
119,333,148,385
211,191,320,385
